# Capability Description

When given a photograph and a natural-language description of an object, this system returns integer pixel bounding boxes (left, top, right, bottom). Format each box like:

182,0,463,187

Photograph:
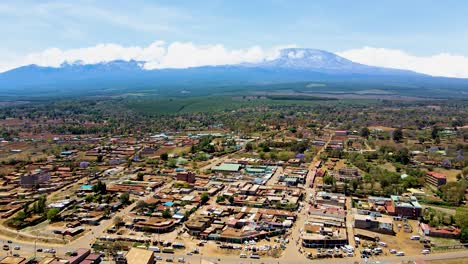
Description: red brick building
176,171,196,183
425,171,447,187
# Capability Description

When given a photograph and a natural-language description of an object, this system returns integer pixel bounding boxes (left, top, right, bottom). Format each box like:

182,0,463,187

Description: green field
126,96,378,114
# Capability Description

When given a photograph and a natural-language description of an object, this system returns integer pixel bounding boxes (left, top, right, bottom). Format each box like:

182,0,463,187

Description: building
390,195,422,219
425,171,447,187
354,214,394,234
20,169,51,188
67,248,91,264
0,256,26,264
334,130,348,136
211,163,241,173
333,167,361,182
126,248,155,264
302,225,348,248
420,223,461,239
176,171,196,183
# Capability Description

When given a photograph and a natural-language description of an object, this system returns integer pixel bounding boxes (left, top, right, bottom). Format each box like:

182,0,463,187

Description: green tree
245,142,253,152
46,208,60,221
119,193,130,204
200,192,209,204
162,209,172,218
393,129,403,142
93,180,107,194
160,153,168,161
324,175,334,185
360,127,370,138
137,172,144,181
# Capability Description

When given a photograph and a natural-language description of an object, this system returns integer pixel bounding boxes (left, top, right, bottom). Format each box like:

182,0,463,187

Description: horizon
1,1,468,77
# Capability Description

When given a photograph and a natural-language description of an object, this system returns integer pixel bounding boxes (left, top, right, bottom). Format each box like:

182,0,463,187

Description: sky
1,0,468,77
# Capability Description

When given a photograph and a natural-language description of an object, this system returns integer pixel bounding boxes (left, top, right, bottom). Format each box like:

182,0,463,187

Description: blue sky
1,0,468,77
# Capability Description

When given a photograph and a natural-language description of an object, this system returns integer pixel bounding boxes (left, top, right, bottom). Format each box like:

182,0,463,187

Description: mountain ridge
0,48,466,98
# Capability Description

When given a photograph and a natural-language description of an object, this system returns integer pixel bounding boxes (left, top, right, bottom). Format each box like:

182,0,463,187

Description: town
0,99,466,264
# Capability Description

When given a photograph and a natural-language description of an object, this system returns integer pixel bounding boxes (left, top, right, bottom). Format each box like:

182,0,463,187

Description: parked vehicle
410,235,421,240
396,251,405,256
250,254,260,259
421,249,431,254
3,245,9,251
240,253,247,258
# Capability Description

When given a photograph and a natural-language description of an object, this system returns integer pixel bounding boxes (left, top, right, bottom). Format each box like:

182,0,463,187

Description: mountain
0,48,467,98
243,48,420,76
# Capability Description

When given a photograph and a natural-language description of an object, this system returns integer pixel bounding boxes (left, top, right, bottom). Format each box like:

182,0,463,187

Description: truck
162,247,175,254
148,246,160,252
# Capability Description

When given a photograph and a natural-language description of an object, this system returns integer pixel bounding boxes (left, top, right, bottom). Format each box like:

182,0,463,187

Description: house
20,169,51,188
425,171,447,187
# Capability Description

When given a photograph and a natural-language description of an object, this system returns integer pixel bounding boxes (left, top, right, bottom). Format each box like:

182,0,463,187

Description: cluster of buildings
185,205,296,243
302,191,348,248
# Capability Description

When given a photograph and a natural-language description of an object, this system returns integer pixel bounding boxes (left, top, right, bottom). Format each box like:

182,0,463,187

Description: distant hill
0,48,467,98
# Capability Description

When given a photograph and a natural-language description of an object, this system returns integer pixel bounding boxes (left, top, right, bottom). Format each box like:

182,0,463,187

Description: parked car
378,241,387,247
250,254,260,259
177,257,185,263
396,251,405,256
410,235,421,240
421,249,431,254
14,246,20,250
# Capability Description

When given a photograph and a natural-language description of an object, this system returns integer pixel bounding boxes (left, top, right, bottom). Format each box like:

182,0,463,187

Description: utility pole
34,234,37,260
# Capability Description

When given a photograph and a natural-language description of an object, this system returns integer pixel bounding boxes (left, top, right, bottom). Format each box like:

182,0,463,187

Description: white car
378,241,387,247
396,251,405,256
177,257,185,263
14,246,20,250
390,249,397,254
421,249,431,254
155,255,162,260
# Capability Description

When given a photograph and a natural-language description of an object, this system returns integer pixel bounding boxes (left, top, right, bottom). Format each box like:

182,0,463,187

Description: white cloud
0,41,295,72
337,47,468,78
4,42,468,78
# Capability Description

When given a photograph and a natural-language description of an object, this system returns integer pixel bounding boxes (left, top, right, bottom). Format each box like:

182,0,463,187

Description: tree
119,193,130,204
93,180,106,194
113,216,123,226
47,208,60,221
394,148,410,165
96,155,103,163
245,142,253,152
216,196,226,203
360,127,370,138
162,209,172,218
160,153,168,161
393,129,403,142
200,192,209,204
323,175,334,185
137,172,144,181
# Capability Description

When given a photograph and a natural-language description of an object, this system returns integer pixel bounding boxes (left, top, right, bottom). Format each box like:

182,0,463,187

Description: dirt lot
428,258,468,264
